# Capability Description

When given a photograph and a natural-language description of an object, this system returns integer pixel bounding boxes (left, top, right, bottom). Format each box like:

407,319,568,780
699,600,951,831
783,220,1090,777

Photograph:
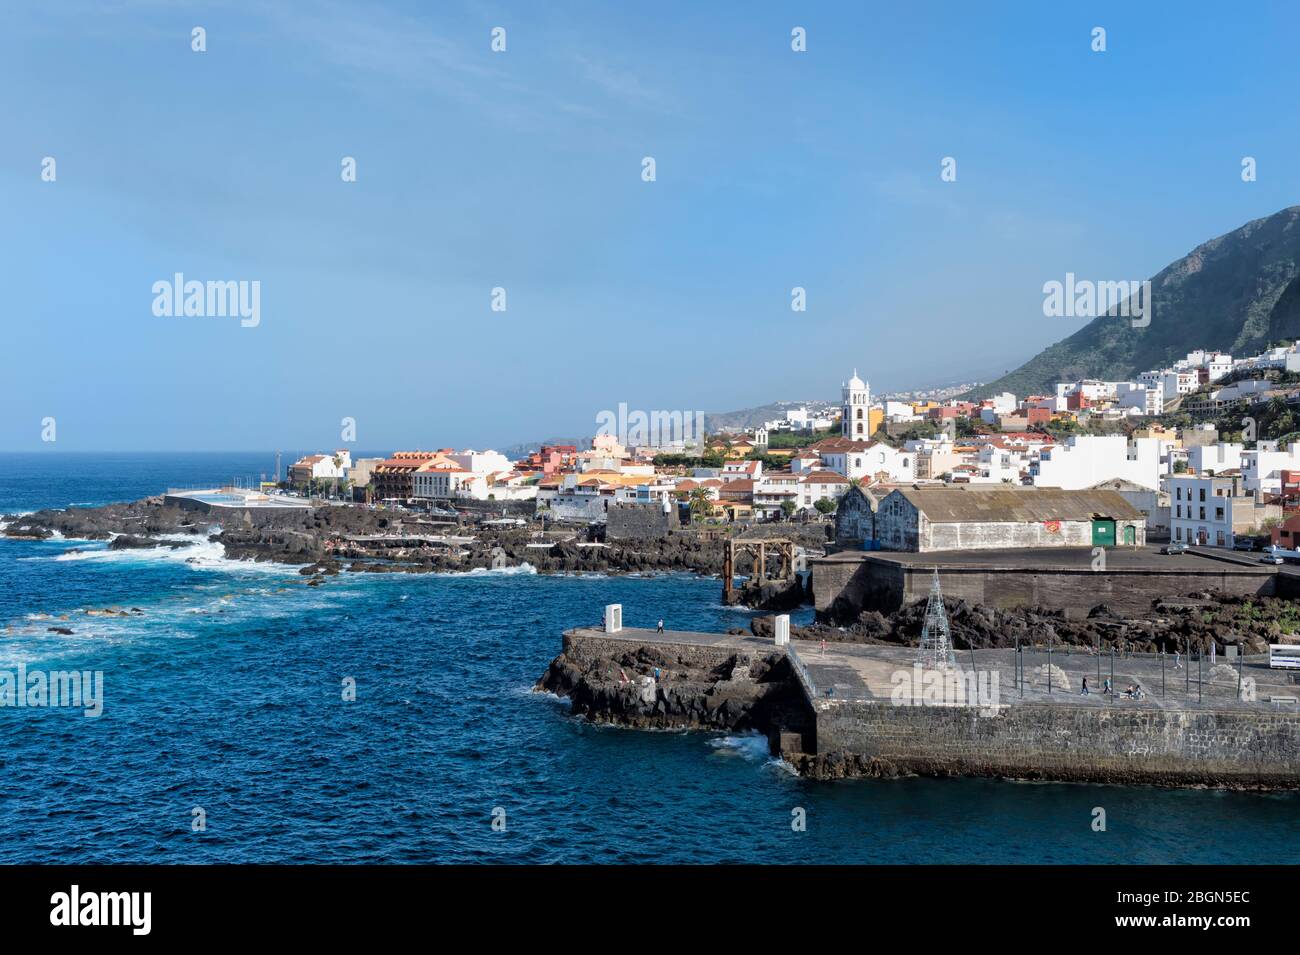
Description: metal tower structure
916,569,956,670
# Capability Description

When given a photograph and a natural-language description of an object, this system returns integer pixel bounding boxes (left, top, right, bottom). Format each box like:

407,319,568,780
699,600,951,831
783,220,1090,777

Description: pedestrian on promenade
1174,650,1182,670
1103,678,1112,696
1081,676,1089,696
656,619,664,633
820,638,826,656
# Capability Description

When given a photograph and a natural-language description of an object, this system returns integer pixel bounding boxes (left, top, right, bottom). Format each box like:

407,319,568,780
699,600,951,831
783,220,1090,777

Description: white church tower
841,369,870,439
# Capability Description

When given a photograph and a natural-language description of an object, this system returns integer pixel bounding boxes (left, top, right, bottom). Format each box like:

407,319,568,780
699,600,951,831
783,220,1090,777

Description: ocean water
0,452,1296,864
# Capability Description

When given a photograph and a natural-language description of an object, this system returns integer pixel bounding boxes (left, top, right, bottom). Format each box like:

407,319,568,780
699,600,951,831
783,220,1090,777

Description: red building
1271,513,1300,549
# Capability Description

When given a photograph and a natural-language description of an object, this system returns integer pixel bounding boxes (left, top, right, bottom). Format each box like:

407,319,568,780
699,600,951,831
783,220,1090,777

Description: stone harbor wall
606,503,679,541
795,699,1300,788
812,556,1276,620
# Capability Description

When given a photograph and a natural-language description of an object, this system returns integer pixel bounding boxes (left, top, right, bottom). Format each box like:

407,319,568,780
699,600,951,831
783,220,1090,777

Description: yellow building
868,407,885,436
1134,424,1178,442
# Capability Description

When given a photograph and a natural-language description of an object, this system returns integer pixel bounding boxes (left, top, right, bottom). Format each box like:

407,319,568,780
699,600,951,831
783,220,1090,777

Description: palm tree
688,488,712,522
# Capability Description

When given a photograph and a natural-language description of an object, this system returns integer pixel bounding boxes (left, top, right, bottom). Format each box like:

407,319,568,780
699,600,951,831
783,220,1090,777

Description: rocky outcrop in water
725,575,807,611
536,643,812,735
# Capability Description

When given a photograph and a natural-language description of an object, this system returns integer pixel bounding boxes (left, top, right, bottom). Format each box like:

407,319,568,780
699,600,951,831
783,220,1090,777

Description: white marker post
774,614,790,646
604,604,623,633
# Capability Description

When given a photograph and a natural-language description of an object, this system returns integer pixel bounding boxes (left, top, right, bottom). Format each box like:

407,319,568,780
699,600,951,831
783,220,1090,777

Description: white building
1186,442,1243,477
1160,371,1199,406
1210,378,1272,404
969,443,1029,484
752,473,801,519
449,449,513,475
288,450,351,484
884,400,919,421
412,466,486,500
1030,435,1168,491
986,392,1018,415
841,371,871,440
1169,473,1278,547
1176,350,1233,381
1240,442,1300,496
821,440,915,483
485,472,539,501
798,470,850,511
1116,381,1163,416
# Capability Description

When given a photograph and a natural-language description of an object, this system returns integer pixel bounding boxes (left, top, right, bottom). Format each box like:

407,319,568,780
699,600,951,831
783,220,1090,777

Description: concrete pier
555,622,1300,788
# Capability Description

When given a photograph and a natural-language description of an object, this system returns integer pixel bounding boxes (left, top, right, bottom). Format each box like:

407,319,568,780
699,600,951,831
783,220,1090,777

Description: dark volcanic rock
536,645,813,736
726,576,806,612
5,496,829,586
109,535,185,550
801,589,1300,657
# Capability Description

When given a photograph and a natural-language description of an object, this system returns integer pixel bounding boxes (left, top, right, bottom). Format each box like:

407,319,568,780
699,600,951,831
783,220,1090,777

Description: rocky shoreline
795,590,1300,657
1,498,829,597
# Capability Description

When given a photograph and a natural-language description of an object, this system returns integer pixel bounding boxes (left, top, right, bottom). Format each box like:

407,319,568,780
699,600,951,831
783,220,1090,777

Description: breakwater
542,620,1300,790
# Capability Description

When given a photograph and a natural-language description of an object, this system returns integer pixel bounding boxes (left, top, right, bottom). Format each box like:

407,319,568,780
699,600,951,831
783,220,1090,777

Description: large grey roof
888,486,1143,523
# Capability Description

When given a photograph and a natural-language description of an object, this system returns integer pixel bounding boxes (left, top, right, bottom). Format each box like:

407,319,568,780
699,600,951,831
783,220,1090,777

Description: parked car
1260,553,1285,565
1234,538,1263,552
1161,542,1188,555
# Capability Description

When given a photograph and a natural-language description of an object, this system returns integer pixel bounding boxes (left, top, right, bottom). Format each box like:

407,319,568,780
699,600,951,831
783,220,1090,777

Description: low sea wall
800,699,1300,788
560,631,740,671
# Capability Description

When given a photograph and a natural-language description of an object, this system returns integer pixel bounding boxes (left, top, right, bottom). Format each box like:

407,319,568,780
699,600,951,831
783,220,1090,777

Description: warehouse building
851,485,1145,553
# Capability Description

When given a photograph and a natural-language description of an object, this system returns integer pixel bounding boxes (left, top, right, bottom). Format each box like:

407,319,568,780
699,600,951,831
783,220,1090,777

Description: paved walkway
569,626,1300,712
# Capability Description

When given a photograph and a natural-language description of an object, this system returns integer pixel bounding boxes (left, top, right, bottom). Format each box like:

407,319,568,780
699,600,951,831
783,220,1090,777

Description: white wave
707,733,771,761
766,757,799,777
0,510,34,532
440,562,537,578
38,538,297,575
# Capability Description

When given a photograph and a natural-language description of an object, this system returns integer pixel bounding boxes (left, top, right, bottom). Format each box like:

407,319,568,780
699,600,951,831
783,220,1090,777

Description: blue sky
3,0,1299,451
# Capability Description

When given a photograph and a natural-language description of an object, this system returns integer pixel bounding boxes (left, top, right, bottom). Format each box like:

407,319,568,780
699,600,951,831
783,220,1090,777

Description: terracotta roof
722,479,754,493
801,470,850,483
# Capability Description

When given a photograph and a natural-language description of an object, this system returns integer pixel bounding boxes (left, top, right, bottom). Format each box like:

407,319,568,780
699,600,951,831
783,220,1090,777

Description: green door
1123,525,1135,546
1091,519,1116,547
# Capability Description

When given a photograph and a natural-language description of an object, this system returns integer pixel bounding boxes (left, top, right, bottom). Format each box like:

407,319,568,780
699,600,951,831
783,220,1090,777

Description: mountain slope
967,206,1300,398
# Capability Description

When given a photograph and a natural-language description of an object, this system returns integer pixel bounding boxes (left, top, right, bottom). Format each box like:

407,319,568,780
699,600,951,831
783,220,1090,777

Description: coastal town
254,341,1300,557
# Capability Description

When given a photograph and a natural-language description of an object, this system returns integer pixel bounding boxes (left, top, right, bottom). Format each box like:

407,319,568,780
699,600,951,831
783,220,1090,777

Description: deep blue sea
0,452,1296,864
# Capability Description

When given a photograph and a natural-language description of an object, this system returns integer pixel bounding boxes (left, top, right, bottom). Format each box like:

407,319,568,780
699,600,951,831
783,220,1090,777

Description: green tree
688,487,713,521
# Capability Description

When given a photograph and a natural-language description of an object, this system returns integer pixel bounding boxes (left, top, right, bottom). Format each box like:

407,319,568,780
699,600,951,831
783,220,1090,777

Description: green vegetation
763,427,837,449
895,416,982,443
654,452,725,469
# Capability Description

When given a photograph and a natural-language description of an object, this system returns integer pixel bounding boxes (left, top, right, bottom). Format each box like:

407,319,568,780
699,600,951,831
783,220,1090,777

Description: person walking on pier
1081,676,1089,696
1174,650,1183,670
656,619,664,634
